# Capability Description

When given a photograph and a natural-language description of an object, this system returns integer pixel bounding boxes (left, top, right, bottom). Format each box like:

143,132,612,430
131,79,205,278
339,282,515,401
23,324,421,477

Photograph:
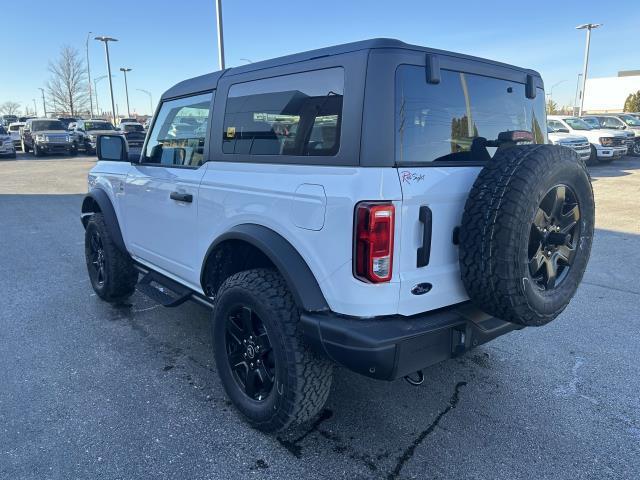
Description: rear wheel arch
201,224,329,312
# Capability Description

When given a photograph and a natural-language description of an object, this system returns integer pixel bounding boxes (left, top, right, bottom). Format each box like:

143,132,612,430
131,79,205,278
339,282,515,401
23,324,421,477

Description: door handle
417,205,432,268
170,191,193,203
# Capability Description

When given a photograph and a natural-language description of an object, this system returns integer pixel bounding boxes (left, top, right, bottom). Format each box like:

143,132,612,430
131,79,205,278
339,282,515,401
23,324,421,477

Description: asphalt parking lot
1,152,639,480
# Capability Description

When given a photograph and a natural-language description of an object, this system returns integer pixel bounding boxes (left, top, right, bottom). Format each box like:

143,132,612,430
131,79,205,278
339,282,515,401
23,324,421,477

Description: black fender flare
81,188,127,253
203,224,329,312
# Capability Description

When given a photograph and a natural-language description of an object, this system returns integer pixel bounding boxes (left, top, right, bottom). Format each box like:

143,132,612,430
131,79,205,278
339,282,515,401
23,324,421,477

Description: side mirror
559,128,570,133
97,134,128,161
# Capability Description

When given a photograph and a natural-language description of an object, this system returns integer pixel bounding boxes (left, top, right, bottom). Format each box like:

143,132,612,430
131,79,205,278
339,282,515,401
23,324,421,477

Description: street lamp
576,23,602,116
86,31,94,117
136,88,153,115
119,68,132,117
215,0,225,69
573,73,583,115
38,88,47,117
32,99,38,117
94,36,118,123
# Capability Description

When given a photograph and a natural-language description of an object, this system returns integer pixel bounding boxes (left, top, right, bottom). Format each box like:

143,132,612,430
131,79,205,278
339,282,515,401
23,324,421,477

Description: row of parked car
0,117,146,158
547,113,640,164
2,111,639,162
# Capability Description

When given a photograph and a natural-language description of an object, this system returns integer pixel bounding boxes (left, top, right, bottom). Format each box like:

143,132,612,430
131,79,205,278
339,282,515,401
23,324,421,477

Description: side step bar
133,264,214,309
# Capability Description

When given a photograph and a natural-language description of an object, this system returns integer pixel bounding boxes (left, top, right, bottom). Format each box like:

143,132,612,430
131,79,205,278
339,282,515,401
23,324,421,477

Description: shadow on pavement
588,155,640,180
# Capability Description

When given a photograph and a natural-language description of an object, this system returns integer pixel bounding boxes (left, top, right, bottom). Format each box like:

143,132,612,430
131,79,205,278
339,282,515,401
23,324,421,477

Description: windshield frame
619,114,640,126
84,121,115,131
31,120,65,132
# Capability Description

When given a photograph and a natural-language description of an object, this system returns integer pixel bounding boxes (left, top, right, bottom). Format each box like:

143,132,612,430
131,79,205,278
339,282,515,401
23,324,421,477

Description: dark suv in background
70,119,119,154
116,122,147,154
21,118,75,156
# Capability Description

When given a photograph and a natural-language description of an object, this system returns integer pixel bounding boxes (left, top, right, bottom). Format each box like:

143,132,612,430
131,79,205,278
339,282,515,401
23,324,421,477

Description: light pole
573,73,583,115
119,68,132,117
215,0,225,69
136,89,153,115
86,31,94,117
38,88,47,117
95,36,118,123
32,99,38,117
576,23,602,116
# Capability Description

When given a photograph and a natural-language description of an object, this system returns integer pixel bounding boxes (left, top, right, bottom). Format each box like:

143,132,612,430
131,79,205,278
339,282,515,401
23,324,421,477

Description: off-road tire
459,144,594,326
212,268,333,432
32,143,41,157
632,141,640,157
85,213,138,302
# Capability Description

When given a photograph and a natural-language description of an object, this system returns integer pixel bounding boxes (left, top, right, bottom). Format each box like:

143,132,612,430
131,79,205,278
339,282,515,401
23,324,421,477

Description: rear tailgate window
396,66,547,166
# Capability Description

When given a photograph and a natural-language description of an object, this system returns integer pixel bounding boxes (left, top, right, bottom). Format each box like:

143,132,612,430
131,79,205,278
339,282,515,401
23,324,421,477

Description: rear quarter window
395,66,546,165
222,68,344,157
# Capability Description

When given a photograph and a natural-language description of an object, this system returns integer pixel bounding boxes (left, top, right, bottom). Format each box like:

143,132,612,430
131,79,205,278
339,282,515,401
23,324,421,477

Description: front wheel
212,269,333,432
632,141,640,157
85,213,138,302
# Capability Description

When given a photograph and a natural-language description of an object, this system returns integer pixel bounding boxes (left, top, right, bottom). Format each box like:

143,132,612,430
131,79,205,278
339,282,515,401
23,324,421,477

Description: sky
1,0,638,117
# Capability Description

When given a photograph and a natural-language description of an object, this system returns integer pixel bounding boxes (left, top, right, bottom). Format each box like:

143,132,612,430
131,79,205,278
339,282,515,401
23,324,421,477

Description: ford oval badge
411,283,432,295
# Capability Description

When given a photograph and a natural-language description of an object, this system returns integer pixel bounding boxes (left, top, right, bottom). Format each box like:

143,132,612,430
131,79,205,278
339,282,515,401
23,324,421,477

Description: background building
583,70,640,113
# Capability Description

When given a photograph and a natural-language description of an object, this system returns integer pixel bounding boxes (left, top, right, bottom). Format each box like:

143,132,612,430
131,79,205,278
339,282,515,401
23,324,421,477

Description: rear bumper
301,303,521,380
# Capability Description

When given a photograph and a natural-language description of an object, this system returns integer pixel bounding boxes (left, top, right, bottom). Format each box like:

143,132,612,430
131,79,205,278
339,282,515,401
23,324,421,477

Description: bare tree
46,46,89,116
0,101,21,115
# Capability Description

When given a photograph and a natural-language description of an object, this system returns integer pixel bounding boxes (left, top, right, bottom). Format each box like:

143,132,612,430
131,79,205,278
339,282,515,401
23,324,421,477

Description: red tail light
354,202,395,283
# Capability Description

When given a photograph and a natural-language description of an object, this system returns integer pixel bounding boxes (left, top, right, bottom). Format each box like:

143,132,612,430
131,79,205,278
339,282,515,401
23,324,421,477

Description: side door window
548,120,564,131
143,92,213,167
600,117,623,129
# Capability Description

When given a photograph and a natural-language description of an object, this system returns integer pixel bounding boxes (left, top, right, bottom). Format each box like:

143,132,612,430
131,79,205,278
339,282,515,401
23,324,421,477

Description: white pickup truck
547,115,627,164
547,127,590,162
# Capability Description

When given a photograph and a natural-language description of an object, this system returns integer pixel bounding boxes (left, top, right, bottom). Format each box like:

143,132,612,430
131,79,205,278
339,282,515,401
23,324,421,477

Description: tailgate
396,167,479,316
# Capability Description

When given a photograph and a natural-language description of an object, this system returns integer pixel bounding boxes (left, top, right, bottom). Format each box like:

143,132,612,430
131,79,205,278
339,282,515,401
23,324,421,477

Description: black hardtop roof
162,38,542,100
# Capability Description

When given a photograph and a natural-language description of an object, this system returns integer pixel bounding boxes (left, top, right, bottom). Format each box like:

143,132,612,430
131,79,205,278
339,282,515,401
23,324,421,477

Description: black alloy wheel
225,305,275,402
88,229,107,288
633,140,640,156
528,184,580,290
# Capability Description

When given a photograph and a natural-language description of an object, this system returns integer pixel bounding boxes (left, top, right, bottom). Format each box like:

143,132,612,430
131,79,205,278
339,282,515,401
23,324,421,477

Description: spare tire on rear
459,144,594,326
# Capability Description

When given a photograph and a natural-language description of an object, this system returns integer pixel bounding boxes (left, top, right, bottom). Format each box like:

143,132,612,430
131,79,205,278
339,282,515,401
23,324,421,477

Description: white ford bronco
81,39,595,432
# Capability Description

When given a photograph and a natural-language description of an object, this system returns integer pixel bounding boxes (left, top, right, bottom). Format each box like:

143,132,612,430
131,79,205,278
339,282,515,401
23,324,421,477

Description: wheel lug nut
250,363,254,368
243,339,247,344
243,353,247,358
257,359,261,365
